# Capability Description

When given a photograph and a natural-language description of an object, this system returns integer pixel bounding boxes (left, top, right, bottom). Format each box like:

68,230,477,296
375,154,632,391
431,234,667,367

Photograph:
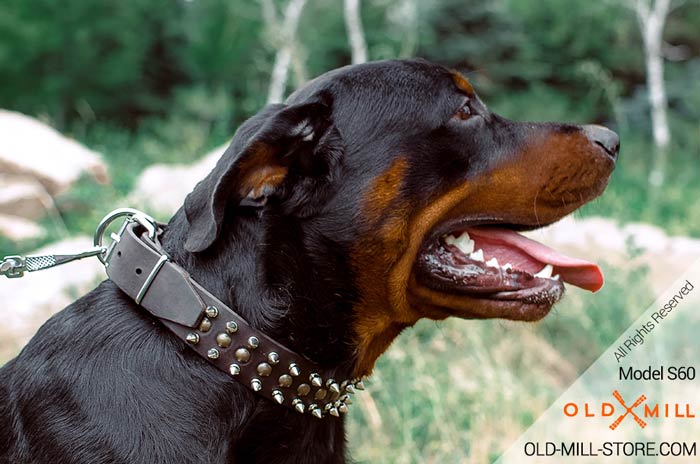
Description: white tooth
502,263,513,271
485,257,499,268
469,249,484,262
552,274,560,281
533,264,553,279
445,233,474,254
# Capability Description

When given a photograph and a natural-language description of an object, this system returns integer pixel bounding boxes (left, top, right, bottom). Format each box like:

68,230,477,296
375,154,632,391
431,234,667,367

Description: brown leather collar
105,221,363,419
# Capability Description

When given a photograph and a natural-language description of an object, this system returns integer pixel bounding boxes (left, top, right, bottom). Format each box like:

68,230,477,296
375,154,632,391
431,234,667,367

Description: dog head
181,59,618,376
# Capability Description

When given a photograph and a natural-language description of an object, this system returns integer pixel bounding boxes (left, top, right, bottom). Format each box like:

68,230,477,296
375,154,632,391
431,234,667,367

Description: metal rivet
235,348,251,363
309,373,322,388
207,348,219,359
257,362,272,377
314,388,327,400
272,389,284,404
229,363,240,376
289,363,300,377
247,336,259,349
278,374,293,388
225,321,238,334
292,398,305,413
345,384,356,394
216,333,232,348
297,383,311,396
329,407,340,417
355,380,365,390
338,403,349,414
205,305,219,318
251,379,262,392
199,317,212,332
186,333,199,344
267,352,279,364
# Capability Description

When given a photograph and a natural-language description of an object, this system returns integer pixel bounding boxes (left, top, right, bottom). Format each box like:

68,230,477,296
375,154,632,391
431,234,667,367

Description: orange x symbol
609,390,647,430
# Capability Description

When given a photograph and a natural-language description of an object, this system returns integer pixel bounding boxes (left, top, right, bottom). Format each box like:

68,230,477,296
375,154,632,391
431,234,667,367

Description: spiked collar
103,214,364,419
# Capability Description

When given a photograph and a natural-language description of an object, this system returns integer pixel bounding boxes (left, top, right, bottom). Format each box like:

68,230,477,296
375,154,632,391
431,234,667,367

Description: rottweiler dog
0,59,618,463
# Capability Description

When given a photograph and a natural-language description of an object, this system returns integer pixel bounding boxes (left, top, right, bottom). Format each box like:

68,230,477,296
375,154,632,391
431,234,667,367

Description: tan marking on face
350,129,613,377
451,71,474,94
363,158,409,225
237,142,289,199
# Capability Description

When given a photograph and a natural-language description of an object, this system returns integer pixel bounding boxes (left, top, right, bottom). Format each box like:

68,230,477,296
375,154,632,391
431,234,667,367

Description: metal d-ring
93,208,158,265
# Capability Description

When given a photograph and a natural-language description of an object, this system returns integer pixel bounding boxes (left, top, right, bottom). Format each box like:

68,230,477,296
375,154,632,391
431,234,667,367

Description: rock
0,214,43,241
0,174,52,220
0,237,105,361
129,143,227,216
0,109,109,196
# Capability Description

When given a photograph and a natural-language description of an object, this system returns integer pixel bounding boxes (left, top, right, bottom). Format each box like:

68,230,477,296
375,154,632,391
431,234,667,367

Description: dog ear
184,98,337,253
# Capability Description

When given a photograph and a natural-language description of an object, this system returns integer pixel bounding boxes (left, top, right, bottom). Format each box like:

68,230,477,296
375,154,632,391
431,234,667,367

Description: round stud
216,333,232,348
309,373,323,388
297,383,311,396
251,379,262,392
199,317,212,333
229,363,241,376
278,374,293,388
205,305,219,318
272,389,284,404
267,352,280,364
292,398,305,413
247,336,259,349
225,321,238,334
235,348,251,363
289,363,300,377
314,388,327,400
186,333,199,344
257,362,272,377
207,348,219,359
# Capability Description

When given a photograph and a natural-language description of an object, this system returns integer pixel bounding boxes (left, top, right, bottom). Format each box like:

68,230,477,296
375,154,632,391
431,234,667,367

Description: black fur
0,59,616,463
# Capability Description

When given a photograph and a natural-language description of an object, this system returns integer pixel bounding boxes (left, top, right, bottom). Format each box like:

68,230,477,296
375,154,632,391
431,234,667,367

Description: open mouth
413,224,603,319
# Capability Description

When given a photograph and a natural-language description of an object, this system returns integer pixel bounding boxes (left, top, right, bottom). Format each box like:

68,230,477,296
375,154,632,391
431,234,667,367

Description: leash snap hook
0,255,27,278
94,208,159,266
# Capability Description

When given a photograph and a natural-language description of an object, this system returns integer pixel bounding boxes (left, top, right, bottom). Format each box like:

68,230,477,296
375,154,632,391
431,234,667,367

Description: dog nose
582,125,620,161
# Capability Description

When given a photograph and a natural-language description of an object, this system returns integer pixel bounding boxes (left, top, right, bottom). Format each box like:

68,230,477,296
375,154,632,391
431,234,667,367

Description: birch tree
262,0,308,104
627,0,672,187
344,0,368,64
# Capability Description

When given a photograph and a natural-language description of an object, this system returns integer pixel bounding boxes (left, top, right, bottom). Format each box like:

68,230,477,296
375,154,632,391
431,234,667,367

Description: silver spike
289,363,301,376
251,379,262,392
229,363,241,376
345,384,356,394
247,336,259,349
338,403,349,414
272,389,284,404
328,383,340,394
205,305,219,318
292,398,305,414
309,404,323,419
341,394,352,404
310,373,323,388
225,321,238,333
185,333,199,344
207,348,219,359
329,407,339,417
355,380,365,390
267,352,280,364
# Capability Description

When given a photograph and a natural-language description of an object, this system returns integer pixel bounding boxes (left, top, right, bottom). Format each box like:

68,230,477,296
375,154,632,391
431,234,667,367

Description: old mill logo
563,390,696,430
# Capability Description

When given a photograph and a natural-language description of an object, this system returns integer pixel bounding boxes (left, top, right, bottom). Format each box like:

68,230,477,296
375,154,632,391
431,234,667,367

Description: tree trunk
344,0,368,64
264,0,308,104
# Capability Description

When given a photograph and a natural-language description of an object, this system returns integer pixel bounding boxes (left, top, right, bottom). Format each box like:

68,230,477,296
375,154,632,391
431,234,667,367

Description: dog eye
454,102,472,120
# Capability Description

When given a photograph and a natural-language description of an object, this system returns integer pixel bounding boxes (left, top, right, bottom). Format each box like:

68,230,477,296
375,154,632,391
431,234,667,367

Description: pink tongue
468,227,604,292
